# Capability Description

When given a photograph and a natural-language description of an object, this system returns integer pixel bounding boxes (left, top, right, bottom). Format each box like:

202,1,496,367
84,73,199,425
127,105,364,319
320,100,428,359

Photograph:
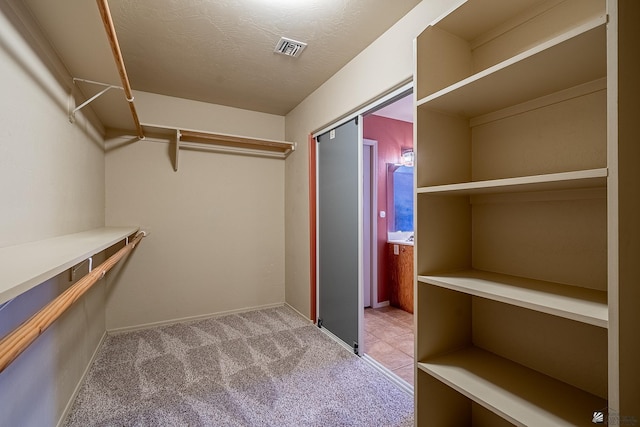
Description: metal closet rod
96,0,145,140
0,231,146,374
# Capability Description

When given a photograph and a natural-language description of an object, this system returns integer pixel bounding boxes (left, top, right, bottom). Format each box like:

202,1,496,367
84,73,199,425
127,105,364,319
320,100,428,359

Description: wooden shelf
417,17,606,117
0,227,138,304
418,346,607,426
419,270,607,328
141,123,295,171
179,130,294,154
417,168,607,196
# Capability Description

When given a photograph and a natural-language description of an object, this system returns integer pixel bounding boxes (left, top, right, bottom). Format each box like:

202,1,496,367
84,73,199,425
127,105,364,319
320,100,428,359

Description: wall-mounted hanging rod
0,231,146,374
96,0,144,140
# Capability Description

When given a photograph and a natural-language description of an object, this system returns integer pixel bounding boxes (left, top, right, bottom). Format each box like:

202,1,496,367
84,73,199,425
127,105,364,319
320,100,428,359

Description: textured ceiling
107,0,422,115
22,0,420,129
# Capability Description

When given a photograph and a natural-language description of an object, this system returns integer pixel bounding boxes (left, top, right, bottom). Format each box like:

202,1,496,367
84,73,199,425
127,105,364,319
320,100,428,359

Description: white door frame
363,138,380,309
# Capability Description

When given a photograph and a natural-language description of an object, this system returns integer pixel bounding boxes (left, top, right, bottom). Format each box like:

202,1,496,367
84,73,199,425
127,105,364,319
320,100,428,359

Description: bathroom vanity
387,242,413,314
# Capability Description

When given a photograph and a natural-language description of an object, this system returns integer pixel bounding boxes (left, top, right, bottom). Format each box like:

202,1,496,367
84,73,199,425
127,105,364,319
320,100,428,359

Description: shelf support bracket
69,78,123,123
69,256,93,281
174,129,181,172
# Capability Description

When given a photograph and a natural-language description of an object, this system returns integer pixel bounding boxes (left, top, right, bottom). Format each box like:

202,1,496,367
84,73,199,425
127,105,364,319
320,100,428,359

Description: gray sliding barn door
316,119,360,353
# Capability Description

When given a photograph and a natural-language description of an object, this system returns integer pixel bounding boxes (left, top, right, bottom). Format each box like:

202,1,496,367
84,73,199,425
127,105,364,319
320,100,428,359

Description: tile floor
363,305,414,386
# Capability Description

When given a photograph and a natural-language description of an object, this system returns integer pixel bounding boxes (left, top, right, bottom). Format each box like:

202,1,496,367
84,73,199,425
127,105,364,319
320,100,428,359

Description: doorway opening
311,82,414,390
361,90,414,387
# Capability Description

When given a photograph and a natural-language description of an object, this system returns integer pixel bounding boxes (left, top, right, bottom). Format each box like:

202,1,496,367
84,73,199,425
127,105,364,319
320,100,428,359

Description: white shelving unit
0,227,138,304
414,0,639,425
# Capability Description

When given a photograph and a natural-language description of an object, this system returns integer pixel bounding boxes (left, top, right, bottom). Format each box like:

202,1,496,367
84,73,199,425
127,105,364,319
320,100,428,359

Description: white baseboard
372,300,390,309
107,302,286,334
283,302,314,324
56,330,108,427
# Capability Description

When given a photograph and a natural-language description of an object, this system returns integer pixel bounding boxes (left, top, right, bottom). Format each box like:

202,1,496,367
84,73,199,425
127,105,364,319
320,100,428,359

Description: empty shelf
419,269,607,327
417,18,606,118
179,130,294,154
0,227,138,304
418,346,607,426
417,168,607,196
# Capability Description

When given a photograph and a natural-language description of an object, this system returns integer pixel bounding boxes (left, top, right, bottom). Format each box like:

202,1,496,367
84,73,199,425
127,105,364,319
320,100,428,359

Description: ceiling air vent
274,37,307,58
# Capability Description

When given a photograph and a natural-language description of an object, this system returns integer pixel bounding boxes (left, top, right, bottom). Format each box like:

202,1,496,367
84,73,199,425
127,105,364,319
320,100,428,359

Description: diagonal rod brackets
69,77,123,123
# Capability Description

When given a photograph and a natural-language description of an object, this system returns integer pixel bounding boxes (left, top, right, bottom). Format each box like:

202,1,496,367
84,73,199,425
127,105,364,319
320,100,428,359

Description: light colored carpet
64,306,414,426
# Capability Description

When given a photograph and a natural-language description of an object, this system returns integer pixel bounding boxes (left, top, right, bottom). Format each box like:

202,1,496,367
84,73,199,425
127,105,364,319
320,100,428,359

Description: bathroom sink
387,231,414,245
388,239,414,246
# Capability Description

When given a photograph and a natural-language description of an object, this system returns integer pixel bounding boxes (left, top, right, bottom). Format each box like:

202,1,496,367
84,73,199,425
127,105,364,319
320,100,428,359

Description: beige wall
0,7,105,247
0,2,107,426
284,0,461,318
104,96,286,330
133,91,285,140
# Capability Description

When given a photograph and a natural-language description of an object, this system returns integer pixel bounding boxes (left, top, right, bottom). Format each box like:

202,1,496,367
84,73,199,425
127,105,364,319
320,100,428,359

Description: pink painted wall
363,114,413,304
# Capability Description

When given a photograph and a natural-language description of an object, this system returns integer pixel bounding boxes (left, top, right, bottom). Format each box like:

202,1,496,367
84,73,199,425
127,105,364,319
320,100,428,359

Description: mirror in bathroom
386,163,414,238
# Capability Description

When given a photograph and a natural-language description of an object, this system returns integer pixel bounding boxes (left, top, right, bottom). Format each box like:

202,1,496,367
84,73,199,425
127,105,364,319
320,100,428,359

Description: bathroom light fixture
400,149,414,166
